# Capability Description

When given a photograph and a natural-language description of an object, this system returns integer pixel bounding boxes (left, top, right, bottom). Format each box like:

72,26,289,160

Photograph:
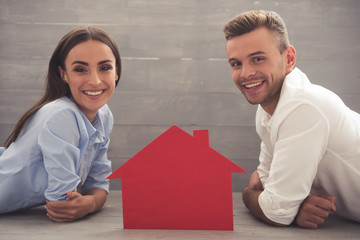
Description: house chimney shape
193,129,209,146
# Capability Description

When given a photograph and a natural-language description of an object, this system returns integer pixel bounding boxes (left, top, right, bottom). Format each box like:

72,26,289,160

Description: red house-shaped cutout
107,125,246,230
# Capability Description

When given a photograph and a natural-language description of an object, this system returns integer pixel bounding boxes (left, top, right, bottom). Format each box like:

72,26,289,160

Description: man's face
225,27,294,115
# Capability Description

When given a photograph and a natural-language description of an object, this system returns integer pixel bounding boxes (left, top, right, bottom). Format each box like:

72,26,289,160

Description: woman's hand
45,189,107,222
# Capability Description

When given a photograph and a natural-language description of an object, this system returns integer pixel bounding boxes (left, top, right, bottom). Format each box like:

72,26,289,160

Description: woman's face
60,40,118,122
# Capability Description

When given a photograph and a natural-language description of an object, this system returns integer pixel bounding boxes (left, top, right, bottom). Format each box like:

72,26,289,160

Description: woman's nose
88,72,101,85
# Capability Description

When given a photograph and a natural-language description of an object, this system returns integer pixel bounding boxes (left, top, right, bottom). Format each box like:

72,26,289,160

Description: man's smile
241,80,266,93
243,80,265,89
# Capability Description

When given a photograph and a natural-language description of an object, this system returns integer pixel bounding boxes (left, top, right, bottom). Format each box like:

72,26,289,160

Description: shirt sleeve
38,109,82,201
258,103,329,225
257,141,272,185
82,137,112,194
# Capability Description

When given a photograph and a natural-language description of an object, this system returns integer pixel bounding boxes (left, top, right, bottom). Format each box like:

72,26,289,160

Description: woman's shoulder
35,96,83,124
41,96,78,111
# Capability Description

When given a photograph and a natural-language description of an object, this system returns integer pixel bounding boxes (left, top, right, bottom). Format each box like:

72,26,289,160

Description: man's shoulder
280,68,343,108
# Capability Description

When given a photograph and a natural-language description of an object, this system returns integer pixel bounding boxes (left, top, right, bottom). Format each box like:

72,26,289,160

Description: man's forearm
242,186,286,227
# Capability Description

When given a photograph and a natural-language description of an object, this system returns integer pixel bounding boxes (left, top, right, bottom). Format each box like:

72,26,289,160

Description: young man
223,10,360,229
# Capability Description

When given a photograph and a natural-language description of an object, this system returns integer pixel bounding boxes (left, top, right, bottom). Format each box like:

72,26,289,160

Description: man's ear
58,66,68,83
284,45,296,74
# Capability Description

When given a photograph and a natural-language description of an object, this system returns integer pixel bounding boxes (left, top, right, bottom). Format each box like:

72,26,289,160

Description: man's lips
242,80,265,90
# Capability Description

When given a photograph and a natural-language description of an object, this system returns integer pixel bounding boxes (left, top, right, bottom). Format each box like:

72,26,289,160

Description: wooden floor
0,191,359,240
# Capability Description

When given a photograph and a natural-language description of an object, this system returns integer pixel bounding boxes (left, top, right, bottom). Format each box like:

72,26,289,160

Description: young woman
0,26,121,222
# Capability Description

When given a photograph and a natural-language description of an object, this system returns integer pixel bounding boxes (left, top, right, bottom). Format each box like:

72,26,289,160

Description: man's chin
244,97,261,105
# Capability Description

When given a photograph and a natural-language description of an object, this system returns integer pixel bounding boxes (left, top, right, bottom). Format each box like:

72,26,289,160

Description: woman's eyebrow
71,60,88,66
71,60,114,66
98,59,113,65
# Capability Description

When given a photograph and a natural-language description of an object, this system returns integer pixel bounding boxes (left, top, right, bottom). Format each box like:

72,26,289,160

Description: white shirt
256,68,360,224
0,96,113,214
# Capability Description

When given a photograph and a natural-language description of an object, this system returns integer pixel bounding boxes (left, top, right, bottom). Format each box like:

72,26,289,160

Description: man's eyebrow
248,51,266,58
228,57,238,63
228,51,267,63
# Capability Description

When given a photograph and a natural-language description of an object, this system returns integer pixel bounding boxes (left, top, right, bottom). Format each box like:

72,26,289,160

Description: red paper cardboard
108,125,246,230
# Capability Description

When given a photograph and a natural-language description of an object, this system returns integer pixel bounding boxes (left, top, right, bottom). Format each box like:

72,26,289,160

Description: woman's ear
58,66,68,83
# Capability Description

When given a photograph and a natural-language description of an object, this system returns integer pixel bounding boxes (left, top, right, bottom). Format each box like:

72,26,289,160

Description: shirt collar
89,114,106,143
66,96,107,143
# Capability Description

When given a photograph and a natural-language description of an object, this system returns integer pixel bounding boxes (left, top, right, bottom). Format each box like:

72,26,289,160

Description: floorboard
0,191,359,240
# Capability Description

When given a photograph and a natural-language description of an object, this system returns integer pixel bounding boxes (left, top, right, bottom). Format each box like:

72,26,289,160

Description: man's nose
240,64,255,79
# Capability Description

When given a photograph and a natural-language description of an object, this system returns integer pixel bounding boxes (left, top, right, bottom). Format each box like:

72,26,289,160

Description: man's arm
243,170,337,228
45,188,107,222
242,170,286,227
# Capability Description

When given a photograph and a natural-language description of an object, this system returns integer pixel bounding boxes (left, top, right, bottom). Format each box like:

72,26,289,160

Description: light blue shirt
0,96,113,214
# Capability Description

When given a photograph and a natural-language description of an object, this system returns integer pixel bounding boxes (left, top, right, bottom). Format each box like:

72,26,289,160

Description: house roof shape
108,125,246,230
108,125,245,179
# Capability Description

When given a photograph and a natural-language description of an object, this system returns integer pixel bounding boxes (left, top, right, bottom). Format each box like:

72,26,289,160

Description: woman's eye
100,65,113,71
74,67,86,73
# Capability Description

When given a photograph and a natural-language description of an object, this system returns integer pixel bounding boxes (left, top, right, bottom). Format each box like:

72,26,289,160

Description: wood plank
0,90,258,126
107,125,260,160
0,191,358,240
108,156,257,192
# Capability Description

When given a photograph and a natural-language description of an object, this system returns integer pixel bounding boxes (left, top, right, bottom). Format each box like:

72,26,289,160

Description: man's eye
231,62,242,67
253,57,265,63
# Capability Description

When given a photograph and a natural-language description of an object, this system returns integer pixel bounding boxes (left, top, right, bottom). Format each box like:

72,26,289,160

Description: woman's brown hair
4,26,121,148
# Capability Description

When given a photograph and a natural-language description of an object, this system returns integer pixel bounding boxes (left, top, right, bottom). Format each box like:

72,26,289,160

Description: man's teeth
244,82,262,89
85,90,103,96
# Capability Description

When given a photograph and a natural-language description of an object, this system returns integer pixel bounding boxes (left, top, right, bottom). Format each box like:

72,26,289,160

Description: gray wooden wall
1,0,359,191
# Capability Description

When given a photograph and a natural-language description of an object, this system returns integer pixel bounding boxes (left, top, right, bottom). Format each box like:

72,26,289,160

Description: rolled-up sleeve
38,109,81,201
258,104,329,225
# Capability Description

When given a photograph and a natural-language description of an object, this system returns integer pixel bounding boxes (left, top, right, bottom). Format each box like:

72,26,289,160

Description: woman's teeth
84,90,103,96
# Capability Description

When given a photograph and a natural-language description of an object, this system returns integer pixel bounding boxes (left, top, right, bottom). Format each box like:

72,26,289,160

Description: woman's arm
45,188,107,222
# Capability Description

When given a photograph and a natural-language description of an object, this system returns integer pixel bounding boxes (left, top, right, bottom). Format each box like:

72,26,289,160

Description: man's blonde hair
223,10,290,53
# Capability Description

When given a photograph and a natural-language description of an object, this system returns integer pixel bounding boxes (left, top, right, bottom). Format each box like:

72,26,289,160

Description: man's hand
295,194,336,229
45,189,107,222
248,170,264,191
